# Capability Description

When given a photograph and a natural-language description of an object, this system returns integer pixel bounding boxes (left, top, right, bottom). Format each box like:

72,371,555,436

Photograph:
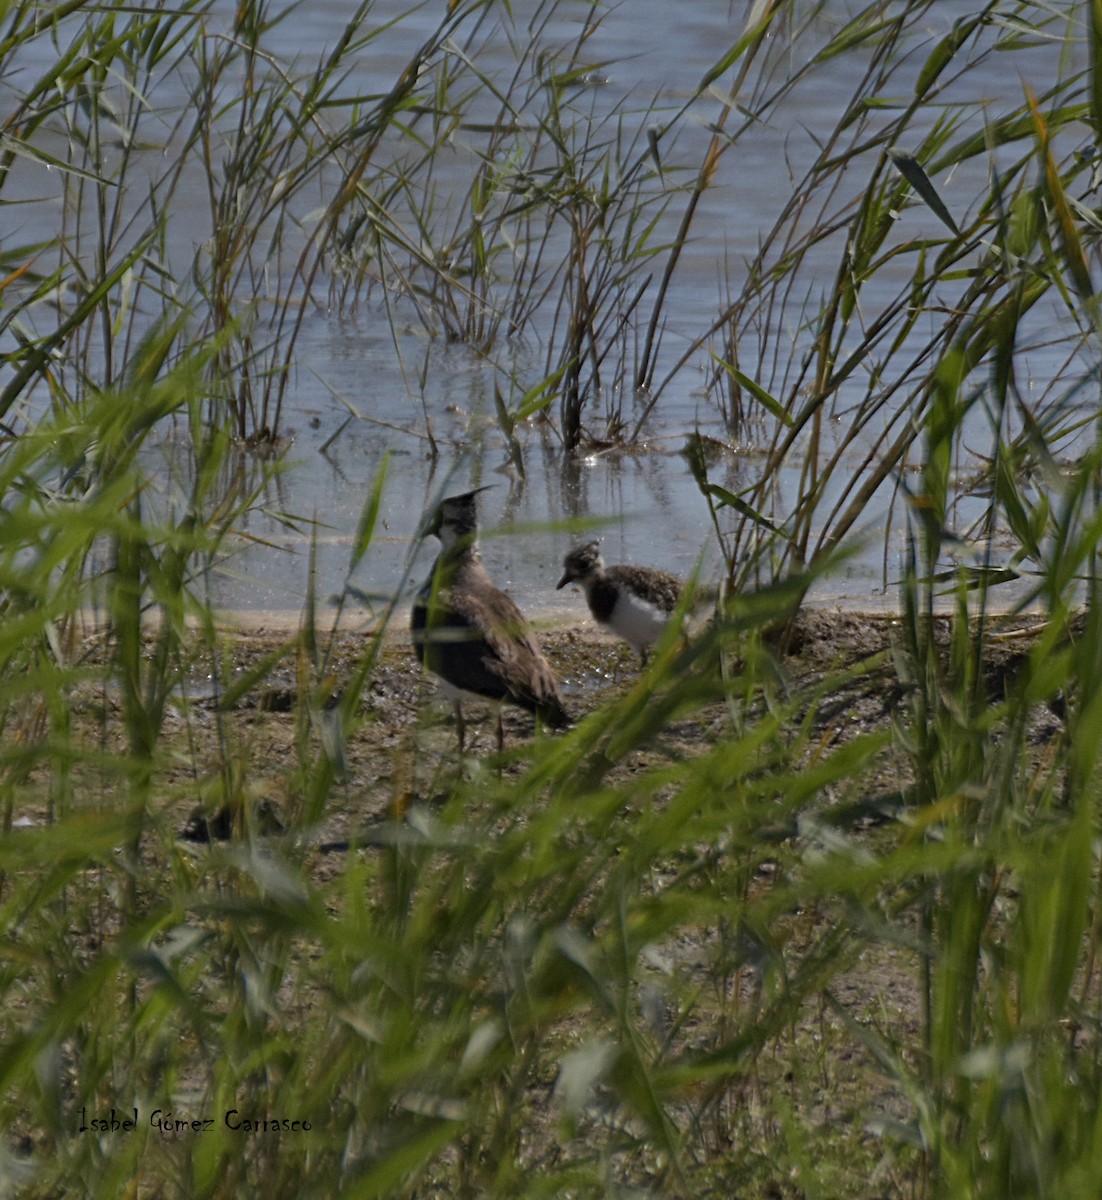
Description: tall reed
3,3,1102,1198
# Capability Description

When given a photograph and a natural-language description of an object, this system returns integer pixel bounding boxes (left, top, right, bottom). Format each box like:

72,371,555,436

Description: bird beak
556,571,571,590
416,507,442,540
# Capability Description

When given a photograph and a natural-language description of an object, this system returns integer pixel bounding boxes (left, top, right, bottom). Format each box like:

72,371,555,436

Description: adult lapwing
412,489,570,751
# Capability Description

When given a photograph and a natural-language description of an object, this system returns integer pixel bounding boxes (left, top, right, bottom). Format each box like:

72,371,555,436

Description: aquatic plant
2,2,1102,1198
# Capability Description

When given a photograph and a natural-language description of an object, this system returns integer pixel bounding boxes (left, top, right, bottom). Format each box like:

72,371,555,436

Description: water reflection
3,1,1086,620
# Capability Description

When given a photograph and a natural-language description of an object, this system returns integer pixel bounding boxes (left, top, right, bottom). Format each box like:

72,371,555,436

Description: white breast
610,589,671,654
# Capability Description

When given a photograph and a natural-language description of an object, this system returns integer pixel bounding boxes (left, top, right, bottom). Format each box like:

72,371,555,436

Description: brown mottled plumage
557,541,682,664
412,490,570,751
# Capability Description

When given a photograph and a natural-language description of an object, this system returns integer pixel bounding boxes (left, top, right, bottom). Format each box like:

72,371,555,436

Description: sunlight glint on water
1,1,1084,617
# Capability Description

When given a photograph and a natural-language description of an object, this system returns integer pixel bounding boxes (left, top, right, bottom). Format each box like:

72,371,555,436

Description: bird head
419,486,494,551
557,541,603,589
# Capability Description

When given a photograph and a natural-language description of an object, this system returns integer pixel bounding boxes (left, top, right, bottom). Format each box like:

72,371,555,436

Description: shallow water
2,1,1082,620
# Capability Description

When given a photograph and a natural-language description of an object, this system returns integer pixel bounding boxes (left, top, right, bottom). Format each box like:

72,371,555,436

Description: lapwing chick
557,541,682,665
412,490,570,752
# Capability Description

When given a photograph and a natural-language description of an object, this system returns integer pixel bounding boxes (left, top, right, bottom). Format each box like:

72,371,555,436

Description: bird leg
454,701,467,752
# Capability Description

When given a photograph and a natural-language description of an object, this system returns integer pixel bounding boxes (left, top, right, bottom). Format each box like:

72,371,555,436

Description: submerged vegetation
3,0,1102,1196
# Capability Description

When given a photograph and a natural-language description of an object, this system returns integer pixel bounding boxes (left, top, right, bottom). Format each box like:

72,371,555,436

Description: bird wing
446,584,568,724
606,564,682,613
413,597,514,702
